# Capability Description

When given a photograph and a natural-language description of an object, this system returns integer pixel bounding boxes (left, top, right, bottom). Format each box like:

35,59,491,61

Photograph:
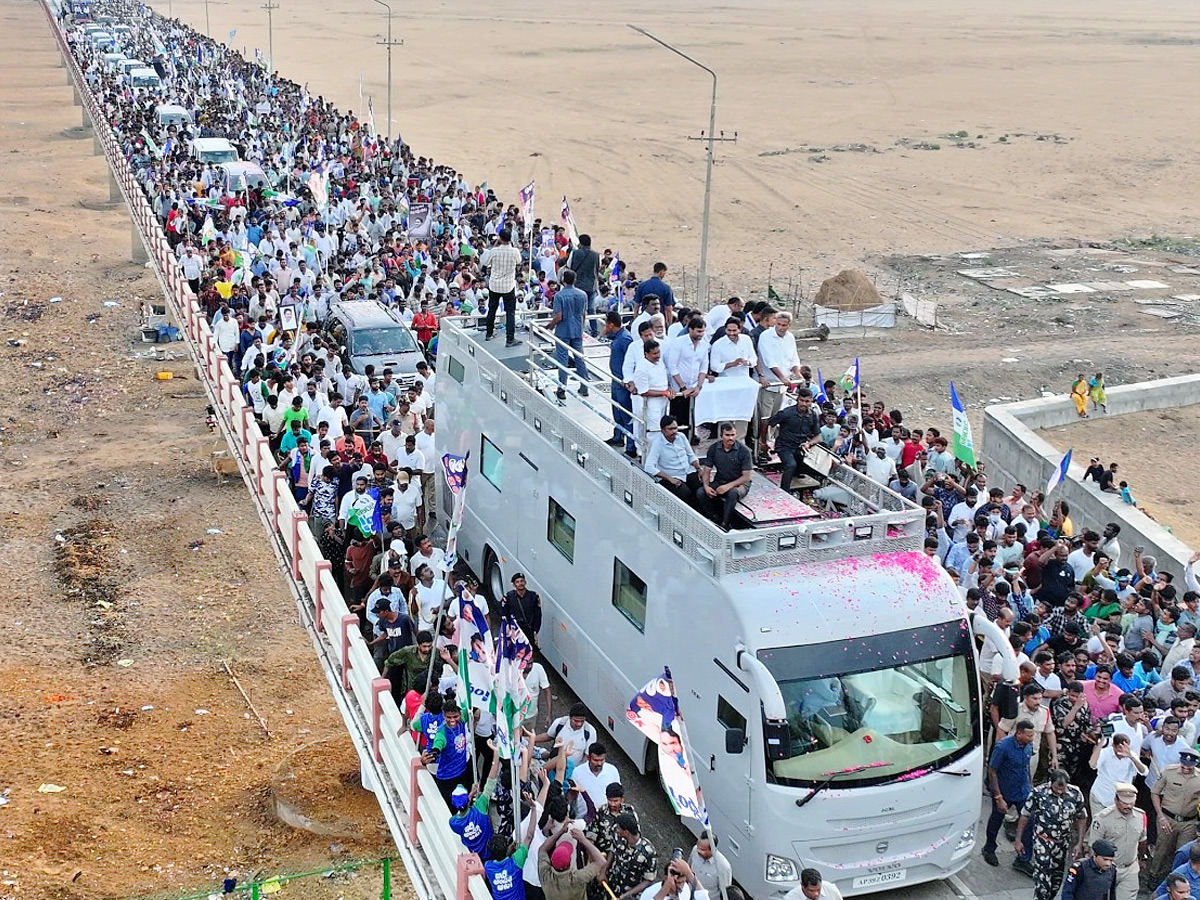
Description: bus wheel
484,548,504,605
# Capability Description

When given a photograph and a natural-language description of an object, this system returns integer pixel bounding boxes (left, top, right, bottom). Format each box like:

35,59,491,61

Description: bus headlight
766,854,799,882
955,825,976,852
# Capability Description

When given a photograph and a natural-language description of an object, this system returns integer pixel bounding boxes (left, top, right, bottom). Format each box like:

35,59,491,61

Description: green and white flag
949,382,977,468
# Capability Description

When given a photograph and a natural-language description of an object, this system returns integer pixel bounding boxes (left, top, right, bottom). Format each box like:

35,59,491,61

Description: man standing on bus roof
550,268,590,400
982,719,1035,866
768,388,821,494
481,227,522,346
697,422,753,530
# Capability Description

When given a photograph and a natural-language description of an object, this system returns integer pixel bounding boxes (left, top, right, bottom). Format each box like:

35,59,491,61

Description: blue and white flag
227,28,236,41
1045,448,1073,497
518,181,535,222
813,368,828,404
440,452,469,572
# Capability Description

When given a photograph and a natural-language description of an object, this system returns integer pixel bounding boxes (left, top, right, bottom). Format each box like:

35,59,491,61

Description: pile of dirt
268,738,377,839
814,269,886,311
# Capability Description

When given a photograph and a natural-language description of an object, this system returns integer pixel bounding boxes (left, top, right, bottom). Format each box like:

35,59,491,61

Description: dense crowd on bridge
61,3,1200,900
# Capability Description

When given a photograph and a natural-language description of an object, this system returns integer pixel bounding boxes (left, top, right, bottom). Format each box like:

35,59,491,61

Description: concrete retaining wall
981,375,1200,582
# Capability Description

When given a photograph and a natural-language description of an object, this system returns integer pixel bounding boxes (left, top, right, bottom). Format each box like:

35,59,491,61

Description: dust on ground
1036,406,1200,550
0,3,396,899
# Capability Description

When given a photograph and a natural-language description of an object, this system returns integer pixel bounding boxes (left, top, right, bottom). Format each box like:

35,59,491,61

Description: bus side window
718,696,747,754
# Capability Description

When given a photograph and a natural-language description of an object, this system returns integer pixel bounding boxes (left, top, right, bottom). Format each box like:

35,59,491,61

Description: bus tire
484,547,504,605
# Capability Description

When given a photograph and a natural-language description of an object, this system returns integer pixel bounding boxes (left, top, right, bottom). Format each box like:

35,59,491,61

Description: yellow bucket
155,370,174,380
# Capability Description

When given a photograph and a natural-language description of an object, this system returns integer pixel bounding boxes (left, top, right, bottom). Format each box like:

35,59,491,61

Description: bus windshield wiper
795,761,895,808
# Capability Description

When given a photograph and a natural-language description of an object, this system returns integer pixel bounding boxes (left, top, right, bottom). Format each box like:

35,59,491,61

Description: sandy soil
1038,406,1200,550
0,3,394,898
166,0,1200,294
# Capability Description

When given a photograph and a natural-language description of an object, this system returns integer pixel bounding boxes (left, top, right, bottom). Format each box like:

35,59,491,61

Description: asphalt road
543,665,1033,900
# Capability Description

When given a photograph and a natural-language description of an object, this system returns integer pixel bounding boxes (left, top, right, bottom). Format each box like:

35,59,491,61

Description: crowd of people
64,4,1200,900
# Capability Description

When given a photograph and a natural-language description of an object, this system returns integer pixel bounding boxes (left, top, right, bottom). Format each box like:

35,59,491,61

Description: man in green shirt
383,630,434,697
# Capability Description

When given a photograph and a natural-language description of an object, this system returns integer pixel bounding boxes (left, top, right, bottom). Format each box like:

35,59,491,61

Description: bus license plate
852,870,907,890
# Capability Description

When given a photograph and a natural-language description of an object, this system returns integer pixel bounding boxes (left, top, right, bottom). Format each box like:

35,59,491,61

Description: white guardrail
39,6,490,900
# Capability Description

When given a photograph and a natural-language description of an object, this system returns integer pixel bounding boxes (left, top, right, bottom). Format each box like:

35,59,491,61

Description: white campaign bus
434,317,1009,898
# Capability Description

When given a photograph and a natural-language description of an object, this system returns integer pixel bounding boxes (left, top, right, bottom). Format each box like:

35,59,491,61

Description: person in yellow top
1071,374,1090,418
1089,372,1108,414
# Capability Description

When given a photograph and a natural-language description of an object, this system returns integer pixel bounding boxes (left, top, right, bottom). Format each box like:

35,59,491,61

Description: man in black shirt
697,422,754,529
500,572,542,647
1035,541,1077,607
767,388,822,493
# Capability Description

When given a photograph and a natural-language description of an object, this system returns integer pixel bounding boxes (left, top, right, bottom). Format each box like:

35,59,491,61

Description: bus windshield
759,620,979,787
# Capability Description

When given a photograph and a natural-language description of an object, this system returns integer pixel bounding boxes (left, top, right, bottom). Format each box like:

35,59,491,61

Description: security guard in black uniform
1062,839,1118,900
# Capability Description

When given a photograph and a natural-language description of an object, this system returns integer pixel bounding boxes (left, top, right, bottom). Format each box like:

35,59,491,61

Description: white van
129,68,161,89
102,51,126,70
87,30,115,48
155,104,192,128
118,58,145,76
190,138,240,164
218,161,269,194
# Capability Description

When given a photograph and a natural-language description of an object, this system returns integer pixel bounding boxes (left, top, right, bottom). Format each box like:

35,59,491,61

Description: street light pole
262,0,279,71
204,0,210,35
629,24,734,308
370,0,402,139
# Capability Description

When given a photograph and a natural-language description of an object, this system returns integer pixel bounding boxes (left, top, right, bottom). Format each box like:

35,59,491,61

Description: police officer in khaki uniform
1150,749,1200,885
1089,782,1147,900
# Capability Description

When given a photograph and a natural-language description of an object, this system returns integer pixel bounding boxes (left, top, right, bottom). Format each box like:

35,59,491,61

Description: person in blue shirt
549,269,590,400
411,690,444,753
603,312,636,454
632,262,676,318
1155,844,1200,900
450,751,500,858
982,721,1035,866
422,703,471,806
484,770,549,900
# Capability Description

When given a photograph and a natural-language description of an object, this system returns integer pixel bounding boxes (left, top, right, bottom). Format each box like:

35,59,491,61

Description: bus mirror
725,728,745,754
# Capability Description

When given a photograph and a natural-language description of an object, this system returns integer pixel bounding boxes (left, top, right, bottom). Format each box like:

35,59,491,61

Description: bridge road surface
540,667,1027,900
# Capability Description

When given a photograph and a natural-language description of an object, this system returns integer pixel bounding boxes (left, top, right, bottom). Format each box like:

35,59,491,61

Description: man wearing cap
539,821,608,900
1150,749,1200,884
1062,841,1118,900
449,752,501,859
1014,767,1087,893
1090,783,1148,900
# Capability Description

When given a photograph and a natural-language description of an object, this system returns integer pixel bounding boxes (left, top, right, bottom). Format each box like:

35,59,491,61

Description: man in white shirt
538,704,598,766
709,319,757,380
179,245,204,293
703,296,745,339
394,433,426,474
947,488,982,543
415,418,438,520
316,396,347,440
865,445,898,486
391,471,422,537
409,534,445,576
756,312,803,457
379,418,409,466
664,317,711,442
480,227,522,345
1067,531,1102,582
632,340,675,455
783,867,844,900
571,742,620,813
